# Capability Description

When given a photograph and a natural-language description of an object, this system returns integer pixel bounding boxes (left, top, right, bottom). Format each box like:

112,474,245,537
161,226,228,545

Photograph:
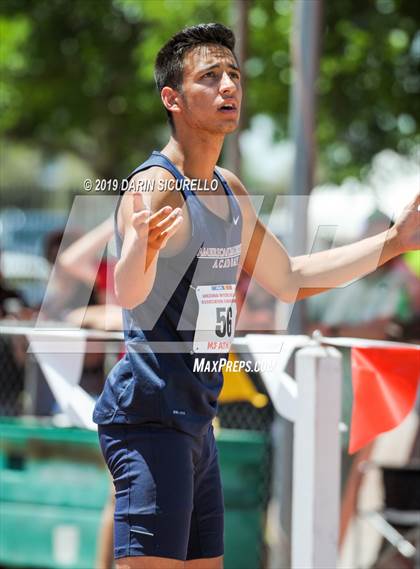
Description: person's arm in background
58,217,114,286
64,304,123,330
58,217,121,328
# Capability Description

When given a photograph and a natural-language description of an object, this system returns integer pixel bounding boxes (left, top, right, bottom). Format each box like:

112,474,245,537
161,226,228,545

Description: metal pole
271,4,324,566
226,0,249,176
287,0,323,334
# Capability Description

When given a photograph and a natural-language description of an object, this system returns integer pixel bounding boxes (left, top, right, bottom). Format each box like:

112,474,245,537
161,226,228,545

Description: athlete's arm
114,171,184,309
221,169,419,303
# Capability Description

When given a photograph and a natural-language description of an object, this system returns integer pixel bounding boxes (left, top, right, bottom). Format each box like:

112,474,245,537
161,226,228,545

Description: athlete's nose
219,71,237,95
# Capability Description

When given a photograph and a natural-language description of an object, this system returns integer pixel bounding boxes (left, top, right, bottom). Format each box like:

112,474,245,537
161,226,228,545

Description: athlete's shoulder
217,167,258,225
128,162,175,186
216,167,249,197
118,161,181,236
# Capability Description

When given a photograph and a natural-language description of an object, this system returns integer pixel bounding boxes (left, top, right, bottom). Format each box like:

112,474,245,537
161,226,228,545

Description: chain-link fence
0,334,25,417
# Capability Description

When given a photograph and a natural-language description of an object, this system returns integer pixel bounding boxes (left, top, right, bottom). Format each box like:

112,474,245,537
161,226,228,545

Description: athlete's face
176,44,242,134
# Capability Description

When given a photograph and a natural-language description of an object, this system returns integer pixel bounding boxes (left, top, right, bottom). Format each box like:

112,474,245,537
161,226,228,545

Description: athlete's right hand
131,192,183,252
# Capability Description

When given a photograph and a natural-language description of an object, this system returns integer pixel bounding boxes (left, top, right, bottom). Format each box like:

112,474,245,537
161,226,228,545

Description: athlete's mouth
218,101,238,113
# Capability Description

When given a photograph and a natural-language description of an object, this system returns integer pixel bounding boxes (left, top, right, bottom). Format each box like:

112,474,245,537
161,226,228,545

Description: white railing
1,323,417,569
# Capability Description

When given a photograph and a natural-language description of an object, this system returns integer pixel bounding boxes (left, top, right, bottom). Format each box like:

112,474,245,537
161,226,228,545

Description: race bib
193,284,237,353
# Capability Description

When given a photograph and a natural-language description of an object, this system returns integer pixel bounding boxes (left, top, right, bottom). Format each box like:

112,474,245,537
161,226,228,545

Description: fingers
148,205,174,226
149,208,183,243
150,212,184,249
132,192,145,213
162,213,184,237
132,204,174,233
131,209,150,237
153,207,182,230
130,196,184,250
160,217,184,249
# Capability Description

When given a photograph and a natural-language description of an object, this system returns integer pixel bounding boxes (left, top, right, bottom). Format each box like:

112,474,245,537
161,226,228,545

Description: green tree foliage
244,0,420,181
0,0,228,178
319,0,420,180
1,0,419,182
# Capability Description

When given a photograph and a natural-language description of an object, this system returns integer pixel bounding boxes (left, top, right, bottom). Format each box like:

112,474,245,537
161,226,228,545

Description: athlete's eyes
202,71,240,80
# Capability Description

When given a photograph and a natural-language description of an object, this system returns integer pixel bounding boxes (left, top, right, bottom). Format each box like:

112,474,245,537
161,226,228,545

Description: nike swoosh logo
233,216,240,225
130,528,154,537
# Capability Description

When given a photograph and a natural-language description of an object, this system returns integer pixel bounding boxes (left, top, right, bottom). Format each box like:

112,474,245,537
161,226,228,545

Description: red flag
349,346,420,454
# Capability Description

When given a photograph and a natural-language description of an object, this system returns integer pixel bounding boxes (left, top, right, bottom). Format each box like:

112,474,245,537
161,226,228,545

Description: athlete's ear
161,86,182,116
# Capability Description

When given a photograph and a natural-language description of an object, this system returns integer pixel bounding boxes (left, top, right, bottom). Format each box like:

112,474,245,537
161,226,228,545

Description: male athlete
93,23,419,569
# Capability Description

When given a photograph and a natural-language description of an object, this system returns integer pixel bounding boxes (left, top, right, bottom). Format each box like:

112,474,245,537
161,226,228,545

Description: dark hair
154,23,237,131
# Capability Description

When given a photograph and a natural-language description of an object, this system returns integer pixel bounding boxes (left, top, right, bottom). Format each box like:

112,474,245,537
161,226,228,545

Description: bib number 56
215,306,233,338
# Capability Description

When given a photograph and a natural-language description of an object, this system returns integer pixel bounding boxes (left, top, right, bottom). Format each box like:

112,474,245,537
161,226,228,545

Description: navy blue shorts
98,423,224,561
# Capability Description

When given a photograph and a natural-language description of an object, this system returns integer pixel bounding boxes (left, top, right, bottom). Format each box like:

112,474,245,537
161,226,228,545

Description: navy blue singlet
92,151,242,436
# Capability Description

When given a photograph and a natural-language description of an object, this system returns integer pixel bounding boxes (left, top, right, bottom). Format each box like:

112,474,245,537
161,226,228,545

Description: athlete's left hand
394,193,420,253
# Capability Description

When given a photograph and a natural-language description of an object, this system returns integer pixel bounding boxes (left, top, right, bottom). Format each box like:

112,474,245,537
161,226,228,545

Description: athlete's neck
160,132,224,184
